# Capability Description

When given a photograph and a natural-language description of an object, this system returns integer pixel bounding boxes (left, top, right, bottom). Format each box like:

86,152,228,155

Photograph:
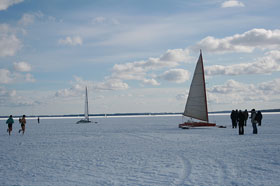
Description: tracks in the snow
124,132,232,185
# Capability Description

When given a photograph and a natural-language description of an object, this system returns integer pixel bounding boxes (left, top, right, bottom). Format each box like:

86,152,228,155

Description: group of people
5,115,27,136
230,109,263,135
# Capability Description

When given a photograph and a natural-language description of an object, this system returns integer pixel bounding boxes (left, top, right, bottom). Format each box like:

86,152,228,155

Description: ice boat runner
77,86,91,124
179,50,216,129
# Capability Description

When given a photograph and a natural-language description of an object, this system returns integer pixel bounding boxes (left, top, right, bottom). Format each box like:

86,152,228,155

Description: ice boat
77,86,91,124
179,50,216,129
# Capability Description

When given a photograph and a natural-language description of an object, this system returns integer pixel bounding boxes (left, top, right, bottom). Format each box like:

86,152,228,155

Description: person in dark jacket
237,110,245,135
6,115,14,136
250,109,258,134
234,110,238,128
230,110,237,128
243,109,249,126
256,111,263,126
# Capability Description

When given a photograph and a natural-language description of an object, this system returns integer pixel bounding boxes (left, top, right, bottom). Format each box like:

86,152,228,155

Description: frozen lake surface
0,114,280,185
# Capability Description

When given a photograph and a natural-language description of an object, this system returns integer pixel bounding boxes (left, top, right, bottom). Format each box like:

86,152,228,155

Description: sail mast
200,50,209,122
85,86,89,121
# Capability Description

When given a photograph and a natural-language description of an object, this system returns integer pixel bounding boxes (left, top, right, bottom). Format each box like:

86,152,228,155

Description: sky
0,0,280,116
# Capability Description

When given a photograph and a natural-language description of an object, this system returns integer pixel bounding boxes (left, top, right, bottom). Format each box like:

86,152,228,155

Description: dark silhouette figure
234,110,238,128
230,110,238,128
37,117,40,124
238,110,245,135
256,111,263,126
250,109,258,134
6,115,14,136
243,109,249,126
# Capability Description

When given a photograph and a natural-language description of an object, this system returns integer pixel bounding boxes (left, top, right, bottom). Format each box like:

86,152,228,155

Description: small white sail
84,86,89,121
77,86,91,123
183,51,208,122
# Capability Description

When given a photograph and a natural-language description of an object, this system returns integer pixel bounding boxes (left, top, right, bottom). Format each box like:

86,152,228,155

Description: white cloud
142,79,160,86
209,79,251,94
95,79,129,90
176,93,188,101
0,0,23,11
0,24,22,57
113,49,190,73
24,73,35,82
176,78,280,110
258,78,280,95
92,16,119,25
207,79,280,106
194,28,280,53
92,16,106,24
111,48,191,85
159,49,192,63
112,60,146,81
205,50,280,76
18,13,35,25
0,69,13,83
158,69,190,83
13,61,32,72
55,76,86,97
55,88,77,97
0,34,21,57
58,36,83,46
221,0,245,8
0,66,35,84
0,86,16,106
0,86,41,107
55,76,128,98
18,12,44,26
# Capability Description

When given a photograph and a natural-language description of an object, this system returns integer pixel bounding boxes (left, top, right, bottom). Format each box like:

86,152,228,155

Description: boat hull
76,119,91,124
179,122,216,128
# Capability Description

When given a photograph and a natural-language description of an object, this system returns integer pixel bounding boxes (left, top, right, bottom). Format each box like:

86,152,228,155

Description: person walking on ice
19,115,26,134
6,115,14,136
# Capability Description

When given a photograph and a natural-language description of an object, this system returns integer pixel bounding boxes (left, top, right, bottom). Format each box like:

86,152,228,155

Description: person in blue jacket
6,115,14,136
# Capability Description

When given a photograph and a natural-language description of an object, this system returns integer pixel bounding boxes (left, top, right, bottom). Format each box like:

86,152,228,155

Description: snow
0,114,280,185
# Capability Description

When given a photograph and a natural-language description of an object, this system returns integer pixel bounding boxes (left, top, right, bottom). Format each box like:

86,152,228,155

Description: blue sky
1,0,280,116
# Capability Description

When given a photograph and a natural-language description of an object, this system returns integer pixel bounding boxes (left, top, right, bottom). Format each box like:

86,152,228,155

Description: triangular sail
183,51,208,122
84,86,89,121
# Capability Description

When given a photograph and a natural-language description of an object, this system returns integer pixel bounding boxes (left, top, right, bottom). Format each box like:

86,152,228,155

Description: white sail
84,86,89,121
183,51,208,122
77,86,91,123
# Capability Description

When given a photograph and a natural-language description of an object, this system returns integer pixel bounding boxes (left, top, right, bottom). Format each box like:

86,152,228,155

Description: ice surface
0,114,279,185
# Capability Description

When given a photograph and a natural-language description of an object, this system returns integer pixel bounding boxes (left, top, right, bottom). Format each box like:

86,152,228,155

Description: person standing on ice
234,109,238,128
237,110,245,135
230,110,237,128
6,115,14,136
243,109,249,126
250,109,258,134
256,111,263,126
19,115,26,134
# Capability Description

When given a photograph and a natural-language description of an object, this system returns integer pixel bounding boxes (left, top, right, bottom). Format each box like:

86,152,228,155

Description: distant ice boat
77,86,91,124
179,50,217,129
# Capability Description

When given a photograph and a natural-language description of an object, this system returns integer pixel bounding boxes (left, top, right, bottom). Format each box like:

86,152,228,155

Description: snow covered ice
0,114,280,185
